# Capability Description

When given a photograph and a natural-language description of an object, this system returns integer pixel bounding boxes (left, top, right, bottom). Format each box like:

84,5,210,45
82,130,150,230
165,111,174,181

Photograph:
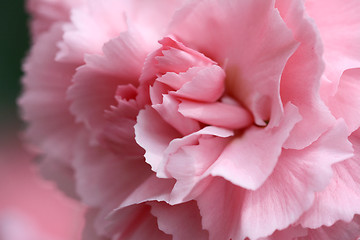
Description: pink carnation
20,0,360,239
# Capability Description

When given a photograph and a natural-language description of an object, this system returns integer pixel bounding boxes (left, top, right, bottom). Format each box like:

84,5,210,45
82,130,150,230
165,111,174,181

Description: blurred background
0,2,84,239
0,1,28,132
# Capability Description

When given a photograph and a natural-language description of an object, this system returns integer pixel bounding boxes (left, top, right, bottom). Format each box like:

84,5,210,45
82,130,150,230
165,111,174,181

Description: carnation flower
19,0,360,239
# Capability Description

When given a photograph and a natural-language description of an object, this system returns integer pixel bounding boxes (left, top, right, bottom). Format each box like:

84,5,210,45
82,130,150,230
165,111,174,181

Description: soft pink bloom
19,0,360,239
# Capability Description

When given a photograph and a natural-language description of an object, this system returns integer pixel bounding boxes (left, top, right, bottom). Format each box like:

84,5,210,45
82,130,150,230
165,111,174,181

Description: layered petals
68,30,149,142
299,130,360,228
327,68,360,133
196,120,352,240
151,201,209,240
169,0,299,127
21,0,360,239
305,0,360,97
19,23,79,164
276,0,335,150
210,103,301,190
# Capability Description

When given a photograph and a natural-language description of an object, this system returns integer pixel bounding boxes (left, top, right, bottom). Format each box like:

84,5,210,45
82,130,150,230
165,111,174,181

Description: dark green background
0,1,29,131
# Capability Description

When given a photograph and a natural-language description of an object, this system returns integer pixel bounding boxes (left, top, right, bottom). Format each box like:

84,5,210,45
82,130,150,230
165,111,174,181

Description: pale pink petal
98,204,171,240
167,136,230,204
118,174,175,209
121,0,185,40
300,215,360,240
196,120,352,240
57,0,184,63
260,225,308,240
82,210,109,240
27,0,85,39
152,94,201,136
56,0,129,63
39,157,78,199
160,126,234,179
141,126,233,203
134,107,180,174
171,65,225,102
150,201,209,240
328,68,360,133
68,31,148,142
305,0,360,98
178,100,253,129
276,0,336,150
169,0,298,127
155,37,214,75
210,103,301,190
72,136,152,211
19,23,80,163
239,120,353,240
195,177,243,240
98,98,144,158
299,130,360,228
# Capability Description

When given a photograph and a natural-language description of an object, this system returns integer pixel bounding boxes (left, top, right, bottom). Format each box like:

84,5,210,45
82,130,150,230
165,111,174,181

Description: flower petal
150,201,209,240
72,135,152,210
68,31,148,142
152,94,200,136
99,204,171,240
134,107,180,174
276,0,336,150
239,120,353,240
210,103,301,190
305,0,360,98
299,215,360,240
178,100,253,129
19,23,79,163
169,0,298,127
328,68,360,133
299,130,360,228
196,120,353,240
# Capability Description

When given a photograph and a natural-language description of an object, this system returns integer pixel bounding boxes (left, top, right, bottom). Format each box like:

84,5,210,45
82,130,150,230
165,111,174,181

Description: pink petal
169,0,298,127
98,97,143,157
155,37,214,75
98,204,171,240
166,133,231,204
134,107,180,174
161,126,234,179
171,65,225,102
68,31,148,142
260,225,308,240
195,177,243,240
118,174,175,209
210,103,301,190
152,94,201,136
98,98,144,158
72,137,152,211
150,201,209,240
57,0,184,63
56,0,129,63
299,130,360,228
82,209,109,240
19,23,79,163
305,0,360,98
178,100,253,129
276,0,336,150
239,120,353,240
328,68,360,133
39,157,78,199
196,120,352,240
27,0,84,40
299,215,360,240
